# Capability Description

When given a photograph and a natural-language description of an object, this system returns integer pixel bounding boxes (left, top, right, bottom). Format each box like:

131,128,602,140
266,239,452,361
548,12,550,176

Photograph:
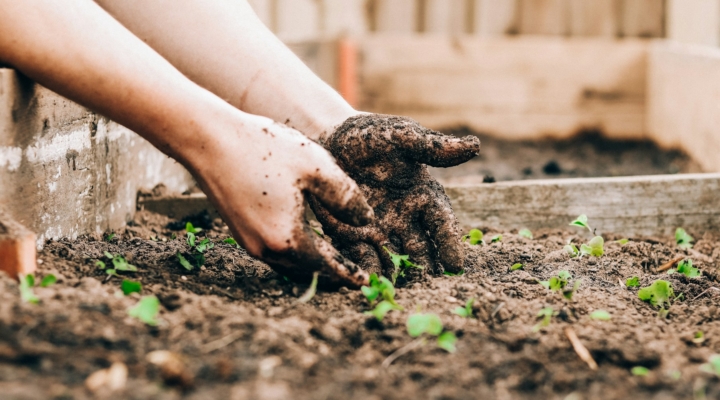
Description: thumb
305,159,374,227
399,127,481,167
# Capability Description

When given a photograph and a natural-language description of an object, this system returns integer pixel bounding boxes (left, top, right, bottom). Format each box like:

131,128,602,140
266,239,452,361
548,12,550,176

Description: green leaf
563,279,582,300
297,272,319,304
638,280,674,309
518,229,533,239
407,313,444,337
677,259,701,278
185,222,202,234
462,229,484,245
631,366,650,376
539,280,550,289
187,232,196,248
177,253,193,271
106,233,116,241
564,244,579,258
223,237,239,247
195,238,214,253
443,270,465,276
532,307,554,332
590,310,611,321
675,228,694,249
625,276,640,287
437,331,457,353
40,274,57,288
490,234,502,243
569,215,592,232
511,263,523,271
104,251,114,259
700,355,720,376
549,277,565,291
121,279,142,295
693,331,706,344
95,260,106,269
365,300,402,321
453,298,474,318
111,255,137,272
558,271,572,280
19,274,39,304
580,236,604,257
616,238,629,245
128,295,160,326
106,269,117,276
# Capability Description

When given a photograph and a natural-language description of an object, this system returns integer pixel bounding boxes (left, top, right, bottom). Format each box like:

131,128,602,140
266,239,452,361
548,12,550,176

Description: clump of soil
2,210,720,399
430,129,703,185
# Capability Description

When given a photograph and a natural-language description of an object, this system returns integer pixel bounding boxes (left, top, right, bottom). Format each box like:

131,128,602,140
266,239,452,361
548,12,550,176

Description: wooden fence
248,0,666,41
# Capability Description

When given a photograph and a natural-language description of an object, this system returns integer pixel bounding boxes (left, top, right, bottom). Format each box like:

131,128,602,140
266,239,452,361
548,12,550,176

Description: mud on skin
311,114,481,281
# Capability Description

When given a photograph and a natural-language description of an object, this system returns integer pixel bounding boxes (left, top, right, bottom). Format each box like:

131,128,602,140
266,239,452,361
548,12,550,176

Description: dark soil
429,129,703,185
3,210,720,400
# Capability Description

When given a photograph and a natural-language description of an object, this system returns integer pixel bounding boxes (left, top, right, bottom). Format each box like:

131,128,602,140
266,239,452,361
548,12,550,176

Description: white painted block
666,0,720,46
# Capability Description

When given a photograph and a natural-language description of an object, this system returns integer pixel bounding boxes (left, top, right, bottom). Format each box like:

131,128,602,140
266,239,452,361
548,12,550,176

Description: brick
0,208,37,279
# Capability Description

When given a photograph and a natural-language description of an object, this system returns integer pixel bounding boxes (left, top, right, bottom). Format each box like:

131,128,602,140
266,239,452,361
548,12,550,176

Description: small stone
445,296,458,304
181,276,187,281
85,362,127,393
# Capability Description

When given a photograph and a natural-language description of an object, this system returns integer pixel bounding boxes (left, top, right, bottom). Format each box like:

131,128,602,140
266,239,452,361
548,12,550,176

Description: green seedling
19,274,39,304
632,366,650,376
638,280,674,309
100,251,138,276
176,253,193,271
297,272,319,304
626,276,640,287
563,280,582,300
311,228,324,237
361,273,401,308
532,307,555,332
673,259,701,278
365,301,403,321
384,247,424,284
519,229,533,239
105,233,116,241
700,355,720,376
453,298,475,318
511,263,523,271
675,228,694,249
121,279,142,296
590,310,611,321
490,234,502,243
540,270,571,291
580,236,604,257
694,331,706,345
223,237,240,247
569,215,592,233
185,222,202,234
462,229,484,245
128,295,160,326
443,270,465,277
406,312,457,353
564,243,579,258
40,274,57,288
616,238,630,245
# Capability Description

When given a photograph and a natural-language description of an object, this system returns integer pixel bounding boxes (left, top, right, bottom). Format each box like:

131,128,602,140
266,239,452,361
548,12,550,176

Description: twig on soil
491,302,505,319
201,331,243,354
381,338,425,369
657,256,685,273
692,287,720,302
564,327,598,371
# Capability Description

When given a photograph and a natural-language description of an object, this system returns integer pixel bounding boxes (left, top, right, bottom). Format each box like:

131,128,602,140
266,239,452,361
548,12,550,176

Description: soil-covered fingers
397,125,481,168
421,183,465,274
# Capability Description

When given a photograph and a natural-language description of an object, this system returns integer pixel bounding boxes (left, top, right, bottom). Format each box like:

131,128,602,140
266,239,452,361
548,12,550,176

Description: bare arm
94,0,356,140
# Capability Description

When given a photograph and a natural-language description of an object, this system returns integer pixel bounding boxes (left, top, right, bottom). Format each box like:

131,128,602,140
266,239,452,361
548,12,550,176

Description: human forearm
94,0,357,140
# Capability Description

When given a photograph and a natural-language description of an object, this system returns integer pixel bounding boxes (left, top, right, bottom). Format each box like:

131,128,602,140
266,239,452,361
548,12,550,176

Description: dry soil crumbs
3,211,720,400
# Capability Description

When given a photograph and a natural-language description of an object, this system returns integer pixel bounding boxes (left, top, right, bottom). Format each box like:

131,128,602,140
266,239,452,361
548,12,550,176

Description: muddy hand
309,114,480,281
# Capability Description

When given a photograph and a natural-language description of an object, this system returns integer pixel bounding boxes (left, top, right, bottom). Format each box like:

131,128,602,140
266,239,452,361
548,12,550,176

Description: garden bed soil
429,129,703,184
2,210,720,399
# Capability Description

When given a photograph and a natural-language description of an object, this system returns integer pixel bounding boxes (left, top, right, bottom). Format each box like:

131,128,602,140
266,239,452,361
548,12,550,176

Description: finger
421,186,465,273
305,160,374,227
341,242,383,277
262,225,370,289
396,126,481,168
400,228,436,277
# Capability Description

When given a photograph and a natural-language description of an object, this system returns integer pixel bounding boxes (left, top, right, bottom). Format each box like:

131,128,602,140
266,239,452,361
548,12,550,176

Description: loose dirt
2,209,720,400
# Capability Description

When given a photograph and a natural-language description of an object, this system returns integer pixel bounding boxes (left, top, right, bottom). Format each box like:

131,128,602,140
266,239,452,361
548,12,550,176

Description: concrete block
667,0,720,46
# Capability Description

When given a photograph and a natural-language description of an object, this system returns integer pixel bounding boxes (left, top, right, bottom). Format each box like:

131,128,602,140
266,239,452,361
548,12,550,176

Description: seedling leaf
177,253,193,271
185,222,202,234
590,310,611,321
195,238,214,253
518,229,533,239
297,272,319,304
638,280,674,309
564,244,579,258
407,313,444,337
437,331,457,353
453,298,475,318
580,236,604,257
569,215,592,232
694,331,706,344
121,279,142,295
563,279,582,300
104,251,114,259
443,270,465,277
677,259,701,278
187,232,196,247
384,247,423,283
365,300,402,321
675,228,694,249
511,263,523,271
223,237,239,247
632,366,650,376
700,355,720,376
95,260,106,269
128,295,160,326
111,255,137,272
532,307,554,332
616,238,629,245
626,276,640,287
106,233,116,241
462,229,484,245
19,274,39,304
490,234,502,243
40,274,57,288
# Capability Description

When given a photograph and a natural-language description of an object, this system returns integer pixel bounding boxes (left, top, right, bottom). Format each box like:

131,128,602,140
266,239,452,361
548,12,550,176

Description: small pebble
446,296,458,304
181,276,187,281
37,259,43,264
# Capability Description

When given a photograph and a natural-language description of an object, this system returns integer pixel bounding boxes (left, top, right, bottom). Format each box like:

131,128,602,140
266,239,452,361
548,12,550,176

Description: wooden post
320,0,368,37
374,0,419,33
338,39,359,107
0,208,37,279
666,0,720,46
422,0,468,34
519,0,571,35
569,0,620,37
471,0,520,36
620,0,665,38
274,0,321,41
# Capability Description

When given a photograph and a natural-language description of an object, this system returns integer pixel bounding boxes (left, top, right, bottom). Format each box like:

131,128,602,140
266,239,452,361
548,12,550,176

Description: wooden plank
138,174,720,237
247,0,274,30
422,0,468,34
518,0,570,35
320,0,368,37
374,0,419,33
0,208,37,279
286,41,339,89
569,0,620,37
274,0,321,42
620,0,664,38
647,42,720,173
472,0,520,36
666,0,720,46
447,173,720,236
359,36,648,140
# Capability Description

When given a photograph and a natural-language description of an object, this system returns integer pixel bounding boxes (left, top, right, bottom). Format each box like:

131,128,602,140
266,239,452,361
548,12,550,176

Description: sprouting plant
490,234,502,243
694,331,706,344
700,355,720,376
580,236,604,257
532,307,555,332
511,263,523,271
453,298,475,318
362,273,403,320
176,253,193,271
670,259,701,278
675,228,694,250
181,224,214,268
632,366,650,376
365,301,402,321
99,251,138,276
223,237,240,248
384,247,423,284
19,274,39,304
540,271,580,300
406,312,457,353
185,221,202,234
297,272,319,304
121,279,142,296
564,243,579,258
462,229,484,245
105,233,116,242
569,215,592,233
616,238,629,245
128,295,160,326
519,229,533,239
638,280,674,309
625,276,640,287
40,274,57,287
590,310,611,321
443,270,465,277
